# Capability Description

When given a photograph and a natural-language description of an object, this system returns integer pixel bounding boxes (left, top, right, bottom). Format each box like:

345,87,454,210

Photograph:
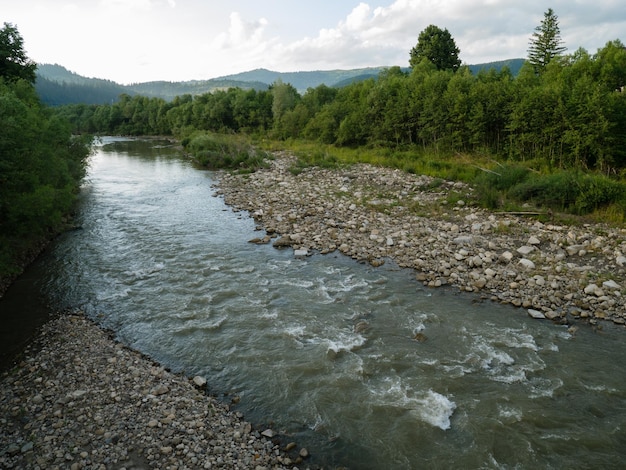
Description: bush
474,164,531,208
184,132,271,172
507,170,626,215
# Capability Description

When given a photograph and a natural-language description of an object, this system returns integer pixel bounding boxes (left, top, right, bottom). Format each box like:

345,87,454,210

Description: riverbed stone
517,246,535,256
518,258,535,270
192,375,207,387
603,280,621,290
528,309,546,319
214,151,626,329
0,315,295,470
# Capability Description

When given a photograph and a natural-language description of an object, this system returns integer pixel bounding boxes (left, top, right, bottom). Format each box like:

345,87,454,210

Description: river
4,137,626,469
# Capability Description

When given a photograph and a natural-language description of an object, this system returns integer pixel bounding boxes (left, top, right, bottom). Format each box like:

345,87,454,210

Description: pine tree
527,9,567,73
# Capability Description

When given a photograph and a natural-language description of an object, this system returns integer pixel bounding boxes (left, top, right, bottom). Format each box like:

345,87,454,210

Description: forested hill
35,64,268,105
222,60,525,90
36,59,525,106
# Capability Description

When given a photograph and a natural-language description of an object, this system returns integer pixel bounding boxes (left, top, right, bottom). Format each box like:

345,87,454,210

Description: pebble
0,315,306,469
218,152,626,326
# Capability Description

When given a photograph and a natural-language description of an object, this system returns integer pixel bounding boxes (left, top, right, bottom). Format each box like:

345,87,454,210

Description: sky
2,0,625,85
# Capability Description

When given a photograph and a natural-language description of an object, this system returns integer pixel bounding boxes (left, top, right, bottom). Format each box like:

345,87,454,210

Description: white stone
517,245,535,256
192,376,207,387
518,258,535,269
584,284,599,295
261,429,275,438
533,275,546,286
471,256,483,267
566,244,584,256
499,251,514,262
294,249,309,258
603,280,621,290
528,236,541,245
617,255,626,266
528,309,546,319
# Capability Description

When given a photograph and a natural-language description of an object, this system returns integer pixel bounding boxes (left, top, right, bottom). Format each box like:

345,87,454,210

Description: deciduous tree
0,23,36,83
409,25,461,72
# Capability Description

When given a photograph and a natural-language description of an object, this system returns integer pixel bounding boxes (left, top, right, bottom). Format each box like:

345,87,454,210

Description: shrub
507,170,626,216
184,132,270,172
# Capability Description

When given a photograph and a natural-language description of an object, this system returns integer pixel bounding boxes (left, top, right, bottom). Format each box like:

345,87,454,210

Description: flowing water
8,137,626,468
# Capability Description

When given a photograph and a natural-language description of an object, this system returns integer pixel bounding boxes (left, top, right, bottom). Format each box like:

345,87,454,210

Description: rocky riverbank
0,314,311,469
217,152,626,327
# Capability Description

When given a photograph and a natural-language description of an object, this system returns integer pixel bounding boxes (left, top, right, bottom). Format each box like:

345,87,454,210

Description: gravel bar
0,314,312,469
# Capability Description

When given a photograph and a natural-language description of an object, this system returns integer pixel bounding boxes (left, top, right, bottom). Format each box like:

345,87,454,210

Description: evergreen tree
409,25,461,72
527,8,567,73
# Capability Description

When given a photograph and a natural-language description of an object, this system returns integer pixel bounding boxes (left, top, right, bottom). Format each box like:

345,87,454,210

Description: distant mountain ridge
36,59,525,106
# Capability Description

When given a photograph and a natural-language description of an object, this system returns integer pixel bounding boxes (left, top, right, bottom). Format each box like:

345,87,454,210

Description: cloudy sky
3,0,625,84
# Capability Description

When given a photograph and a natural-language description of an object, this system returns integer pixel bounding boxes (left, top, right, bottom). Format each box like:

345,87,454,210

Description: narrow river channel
7,137,626,468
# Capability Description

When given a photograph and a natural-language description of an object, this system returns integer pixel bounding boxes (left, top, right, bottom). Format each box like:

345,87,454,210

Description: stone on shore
0,315,296,470
528,309,546,319
217,152,626,327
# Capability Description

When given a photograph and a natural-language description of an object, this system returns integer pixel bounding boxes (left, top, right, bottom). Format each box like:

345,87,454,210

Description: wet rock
294,248,309,258
528,309,546,319
272,235,292,248
261,429,275,438
192,375,207,387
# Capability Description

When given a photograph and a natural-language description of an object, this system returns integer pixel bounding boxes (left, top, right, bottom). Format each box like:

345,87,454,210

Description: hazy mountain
36,59,526,106
217,67,394,92
467,58,525,76
35,64,268,105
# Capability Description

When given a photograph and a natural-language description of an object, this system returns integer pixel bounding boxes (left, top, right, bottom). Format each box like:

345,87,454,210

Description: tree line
0,23,91,281
52,10,626,219
59,43,626,175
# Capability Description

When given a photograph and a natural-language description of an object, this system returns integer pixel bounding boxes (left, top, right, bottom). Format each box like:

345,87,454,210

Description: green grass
249,137,626,226
184,131,272,173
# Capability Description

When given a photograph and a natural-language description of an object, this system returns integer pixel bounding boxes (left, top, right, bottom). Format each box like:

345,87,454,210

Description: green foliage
409,25,461,72
57,25,626,225
184,132,270,173
0,23,36,84
505,171,626,215
288,149,342,175
527,8,567,73
0,78,91,279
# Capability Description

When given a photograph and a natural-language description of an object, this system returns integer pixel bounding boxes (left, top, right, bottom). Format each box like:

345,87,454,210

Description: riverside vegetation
45,12,626,325
0,23,92,290
2,14,626,470
56,24,626,224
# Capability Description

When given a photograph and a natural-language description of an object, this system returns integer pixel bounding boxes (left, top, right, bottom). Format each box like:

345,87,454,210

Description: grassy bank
253,138,626,226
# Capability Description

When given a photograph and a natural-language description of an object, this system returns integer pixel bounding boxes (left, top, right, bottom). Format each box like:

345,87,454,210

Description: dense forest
0,23,92,283
59,43,626,167
54,11,626,221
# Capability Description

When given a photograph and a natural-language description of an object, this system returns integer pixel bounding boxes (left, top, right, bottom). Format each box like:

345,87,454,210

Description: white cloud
98,0,153,10
260,0,626,71
5,0,626,82
213,12,269,49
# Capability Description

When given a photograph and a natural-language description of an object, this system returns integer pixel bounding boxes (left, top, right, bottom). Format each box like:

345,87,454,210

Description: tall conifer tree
527,8,567,73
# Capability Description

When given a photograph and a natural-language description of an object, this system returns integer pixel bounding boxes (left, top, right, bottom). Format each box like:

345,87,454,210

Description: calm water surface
24,138,626,468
